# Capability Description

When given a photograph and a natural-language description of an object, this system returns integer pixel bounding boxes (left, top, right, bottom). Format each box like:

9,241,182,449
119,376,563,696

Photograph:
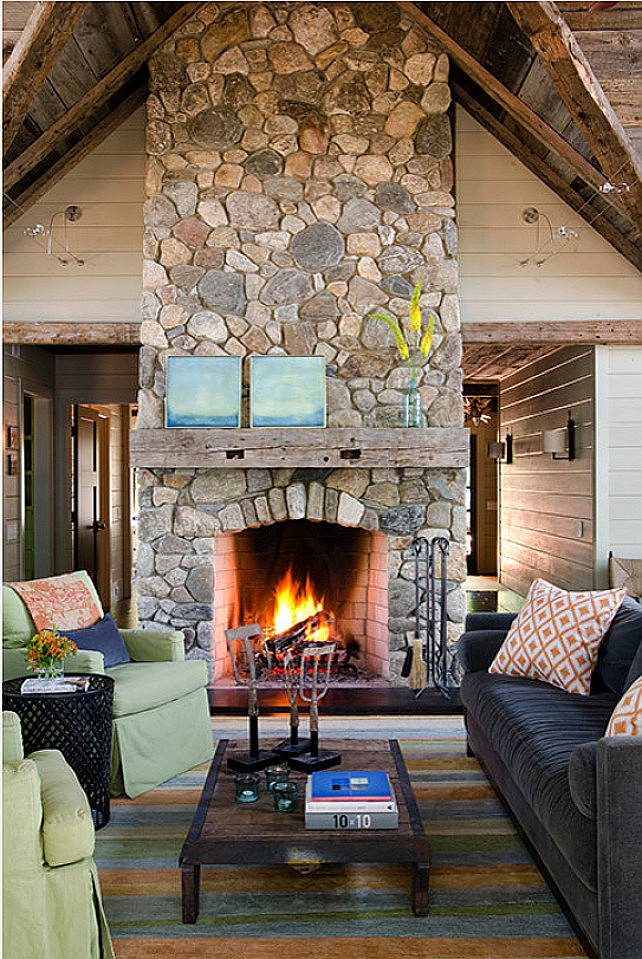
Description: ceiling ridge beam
507,1,642,230
3,2,206,194
2,2,88,155
399,1,629,220
3,87,146,230
453,81,642,272
462,320,642,344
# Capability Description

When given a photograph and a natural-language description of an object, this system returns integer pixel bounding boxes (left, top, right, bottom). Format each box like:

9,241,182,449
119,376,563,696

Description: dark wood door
74,406,109,605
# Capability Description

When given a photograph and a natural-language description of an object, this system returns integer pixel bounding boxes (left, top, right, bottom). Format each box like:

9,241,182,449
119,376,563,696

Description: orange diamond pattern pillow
489,578,626,696
605,675,642,736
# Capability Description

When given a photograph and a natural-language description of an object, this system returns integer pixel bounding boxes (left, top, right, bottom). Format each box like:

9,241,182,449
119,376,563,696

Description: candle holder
234,773,260,803
288,642,341,773
273,649,312,757
272,780,298,812
225,624,277,773
265,763,290,793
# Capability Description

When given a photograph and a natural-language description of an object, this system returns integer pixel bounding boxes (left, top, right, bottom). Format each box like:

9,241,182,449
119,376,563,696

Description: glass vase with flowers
368,281,436,427
24,627,78,680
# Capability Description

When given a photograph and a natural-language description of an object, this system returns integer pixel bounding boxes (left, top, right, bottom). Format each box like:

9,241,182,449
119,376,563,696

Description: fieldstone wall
135,2,468,686
138,1,463,428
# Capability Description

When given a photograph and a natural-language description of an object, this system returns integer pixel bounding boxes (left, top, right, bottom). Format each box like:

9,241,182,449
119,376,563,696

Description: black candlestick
224,625,277,773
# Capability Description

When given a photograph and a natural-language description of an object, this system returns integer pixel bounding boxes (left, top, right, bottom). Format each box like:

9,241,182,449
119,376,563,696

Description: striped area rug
95,717,587,959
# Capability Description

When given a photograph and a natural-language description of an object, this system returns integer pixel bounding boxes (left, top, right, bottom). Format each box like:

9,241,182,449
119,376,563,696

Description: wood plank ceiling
2,1,641,381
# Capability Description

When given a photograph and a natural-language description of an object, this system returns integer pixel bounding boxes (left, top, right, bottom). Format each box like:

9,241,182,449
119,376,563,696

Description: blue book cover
309,770,393,802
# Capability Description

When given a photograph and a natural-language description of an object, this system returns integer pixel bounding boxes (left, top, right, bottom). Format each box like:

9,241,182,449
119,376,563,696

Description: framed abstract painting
250,356,326,428
166,356,242,428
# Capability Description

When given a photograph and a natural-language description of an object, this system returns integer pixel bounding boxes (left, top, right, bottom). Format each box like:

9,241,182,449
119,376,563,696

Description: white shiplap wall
456,107,642,322
595,346,642,582
3,108,144,324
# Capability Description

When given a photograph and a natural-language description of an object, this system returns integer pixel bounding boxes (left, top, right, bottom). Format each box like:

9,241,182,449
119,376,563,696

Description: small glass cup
273,780,298,812
234,773,260,804
265,763,290,793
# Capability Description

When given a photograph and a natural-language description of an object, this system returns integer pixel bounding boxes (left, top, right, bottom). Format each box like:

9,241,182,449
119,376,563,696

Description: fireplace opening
211,520,390,686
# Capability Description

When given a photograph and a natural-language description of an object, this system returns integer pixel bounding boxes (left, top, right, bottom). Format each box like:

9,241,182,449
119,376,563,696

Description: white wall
3,108,144,324
456,106,642,322
595,346,642,582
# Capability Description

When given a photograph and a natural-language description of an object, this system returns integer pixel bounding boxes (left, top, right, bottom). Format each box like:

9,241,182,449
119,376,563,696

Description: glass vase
38,661,64,680
403,383,423,428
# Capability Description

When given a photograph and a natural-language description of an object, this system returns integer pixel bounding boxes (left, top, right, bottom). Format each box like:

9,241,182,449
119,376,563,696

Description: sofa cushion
592,595,642,696
605,675,642,737
29,749,95,867
624,634,642,690
64,613,130,669
461,670,617,888
489,578,626,695
107,659,208,718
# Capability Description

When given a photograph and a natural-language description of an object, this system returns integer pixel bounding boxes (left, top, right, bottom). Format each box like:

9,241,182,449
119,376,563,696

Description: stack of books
305,770,398,830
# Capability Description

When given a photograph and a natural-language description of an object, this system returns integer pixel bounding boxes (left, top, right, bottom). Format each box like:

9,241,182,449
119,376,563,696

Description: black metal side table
3,673,115,829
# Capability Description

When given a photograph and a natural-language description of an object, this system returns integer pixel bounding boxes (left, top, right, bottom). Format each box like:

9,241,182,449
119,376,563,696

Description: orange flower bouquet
24,627,77,678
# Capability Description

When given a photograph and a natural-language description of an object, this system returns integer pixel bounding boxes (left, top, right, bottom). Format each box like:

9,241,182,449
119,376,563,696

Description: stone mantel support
130,426,469,470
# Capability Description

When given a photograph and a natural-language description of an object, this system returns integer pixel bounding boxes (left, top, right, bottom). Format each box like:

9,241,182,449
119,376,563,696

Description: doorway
464,385,499,577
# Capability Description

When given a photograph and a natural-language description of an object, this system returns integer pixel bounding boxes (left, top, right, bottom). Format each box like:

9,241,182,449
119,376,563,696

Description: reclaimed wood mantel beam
507,1,642,231
130,427,470,470
399,1,627,218
2,1,88,155
3,2,206,194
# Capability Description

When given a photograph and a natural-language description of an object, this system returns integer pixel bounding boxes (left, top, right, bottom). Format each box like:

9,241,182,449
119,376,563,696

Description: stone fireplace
130,2,468,687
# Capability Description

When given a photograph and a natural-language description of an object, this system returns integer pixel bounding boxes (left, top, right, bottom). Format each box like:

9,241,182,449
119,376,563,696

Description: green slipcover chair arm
119,627,185,662
3,710,23,761
64,648,106,672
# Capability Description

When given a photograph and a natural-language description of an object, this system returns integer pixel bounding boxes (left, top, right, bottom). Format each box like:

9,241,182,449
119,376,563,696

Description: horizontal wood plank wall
3,108,144,324
456,107,642,323
606,346,642,559
500,346,594,595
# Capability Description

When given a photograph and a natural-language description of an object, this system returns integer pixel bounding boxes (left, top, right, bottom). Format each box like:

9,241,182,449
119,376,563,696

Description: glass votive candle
265,763,290,793
234,773,260,803
273,780,298,812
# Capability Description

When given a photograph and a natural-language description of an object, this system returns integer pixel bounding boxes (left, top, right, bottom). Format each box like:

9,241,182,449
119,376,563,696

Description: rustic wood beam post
507,1,642,231
461,321,642,345
3,1,206,194
398,1,628,219
2,2,88,155
453,82,642,272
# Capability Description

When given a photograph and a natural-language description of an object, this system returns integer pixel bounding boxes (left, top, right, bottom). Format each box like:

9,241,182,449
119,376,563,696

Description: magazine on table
20,676,90,695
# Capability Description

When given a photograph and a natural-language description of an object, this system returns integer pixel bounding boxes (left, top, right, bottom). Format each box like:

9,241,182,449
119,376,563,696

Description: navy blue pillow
65,613,130,668
592,596,642,696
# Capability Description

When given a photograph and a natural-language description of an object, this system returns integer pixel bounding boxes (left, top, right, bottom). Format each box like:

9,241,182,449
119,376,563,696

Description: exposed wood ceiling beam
2,321,141,346
507,1,642,230
3,2,206,194
2,2,88,154
3,87,146,229
400,1,628,219
462,320,642,344
454,81,642,271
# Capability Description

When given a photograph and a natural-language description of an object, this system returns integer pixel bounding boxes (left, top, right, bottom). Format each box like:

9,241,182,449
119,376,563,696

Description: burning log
267,610,335,656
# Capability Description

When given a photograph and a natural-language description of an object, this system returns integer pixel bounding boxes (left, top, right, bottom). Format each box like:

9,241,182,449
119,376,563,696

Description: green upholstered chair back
2,572,104,648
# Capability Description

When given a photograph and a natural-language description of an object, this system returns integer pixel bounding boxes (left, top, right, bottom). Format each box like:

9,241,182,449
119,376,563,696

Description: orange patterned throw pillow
605,675,642,736
489,578,626,696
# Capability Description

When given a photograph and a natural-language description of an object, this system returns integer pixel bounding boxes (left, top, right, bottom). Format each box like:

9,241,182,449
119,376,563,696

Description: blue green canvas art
250,356,326,427
166,356,241,427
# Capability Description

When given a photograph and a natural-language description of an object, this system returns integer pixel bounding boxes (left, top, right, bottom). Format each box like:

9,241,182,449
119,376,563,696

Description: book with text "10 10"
305,771,399,829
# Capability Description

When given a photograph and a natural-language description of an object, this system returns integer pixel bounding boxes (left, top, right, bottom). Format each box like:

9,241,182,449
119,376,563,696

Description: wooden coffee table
180,737,430,921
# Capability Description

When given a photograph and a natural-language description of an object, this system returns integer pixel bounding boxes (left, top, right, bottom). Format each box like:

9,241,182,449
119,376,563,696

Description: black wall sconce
542,412,575,461
486,431,513,464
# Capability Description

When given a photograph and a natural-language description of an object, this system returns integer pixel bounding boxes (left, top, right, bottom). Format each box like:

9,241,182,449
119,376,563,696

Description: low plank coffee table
180,737,430,921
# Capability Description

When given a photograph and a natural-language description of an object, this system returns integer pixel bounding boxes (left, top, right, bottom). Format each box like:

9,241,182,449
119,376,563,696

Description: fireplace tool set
225,625,341,774
402,535,457,699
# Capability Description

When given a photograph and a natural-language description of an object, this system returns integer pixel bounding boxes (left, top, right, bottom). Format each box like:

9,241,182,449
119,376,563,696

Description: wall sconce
542,413,575,461
486,431,513,464
23,204,84,265
519,207,579,267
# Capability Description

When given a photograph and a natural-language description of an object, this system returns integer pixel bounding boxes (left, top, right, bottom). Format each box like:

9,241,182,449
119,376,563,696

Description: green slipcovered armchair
3,572,213,798
2,711,114,959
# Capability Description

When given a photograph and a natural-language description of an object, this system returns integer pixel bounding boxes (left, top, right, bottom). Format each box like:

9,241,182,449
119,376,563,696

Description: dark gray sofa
458,596,642,959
